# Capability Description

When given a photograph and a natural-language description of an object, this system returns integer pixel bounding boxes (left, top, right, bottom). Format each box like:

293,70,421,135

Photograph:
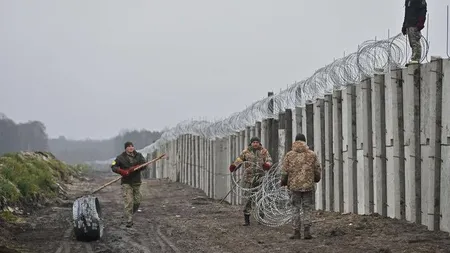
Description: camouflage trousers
407,27,422,62
291,190,313,231
242,178,262,215
122,183,141,223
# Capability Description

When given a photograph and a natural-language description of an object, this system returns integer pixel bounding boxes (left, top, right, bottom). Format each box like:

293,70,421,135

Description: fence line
87,32,450,233
146,57,450,234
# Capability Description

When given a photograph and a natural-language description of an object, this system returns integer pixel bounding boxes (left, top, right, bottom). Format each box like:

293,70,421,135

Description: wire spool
72,196,104,241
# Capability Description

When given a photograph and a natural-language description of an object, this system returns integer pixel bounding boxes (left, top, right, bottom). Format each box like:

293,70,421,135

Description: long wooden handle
90,154,166,195
219,164,243,204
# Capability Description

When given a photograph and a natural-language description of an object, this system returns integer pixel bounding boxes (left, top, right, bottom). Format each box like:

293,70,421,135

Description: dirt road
4,172,450,253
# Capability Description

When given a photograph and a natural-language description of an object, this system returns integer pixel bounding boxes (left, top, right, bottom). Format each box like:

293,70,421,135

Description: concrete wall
146,58,450,234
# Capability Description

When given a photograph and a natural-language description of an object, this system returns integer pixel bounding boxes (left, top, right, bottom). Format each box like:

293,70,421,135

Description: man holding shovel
111,141,148,227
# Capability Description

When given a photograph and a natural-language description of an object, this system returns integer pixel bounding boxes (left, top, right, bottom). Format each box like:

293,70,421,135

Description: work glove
262,162,271,170
401,26,406,35
117,168,130,177
417,16,425,31
229,164,237,173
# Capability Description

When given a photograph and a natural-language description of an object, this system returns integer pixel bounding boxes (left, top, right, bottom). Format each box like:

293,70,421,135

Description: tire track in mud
54,225,72,253
141,222,179,253
112,220,181,253
156,224,181,253
53,220,97,253
120,233,152,253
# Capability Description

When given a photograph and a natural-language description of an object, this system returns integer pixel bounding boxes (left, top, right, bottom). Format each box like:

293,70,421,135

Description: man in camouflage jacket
229,136,273,226
281,133,321,239
111,141,148,227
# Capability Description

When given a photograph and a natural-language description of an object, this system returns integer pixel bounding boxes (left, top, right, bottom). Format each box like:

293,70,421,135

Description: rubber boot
133,203,140,214
289,229,301,239
304,226,312,239
243,214,250,226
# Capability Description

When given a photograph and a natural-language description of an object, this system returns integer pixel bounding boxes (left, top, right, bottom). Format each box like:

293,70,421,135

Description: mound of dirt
0,151,88,251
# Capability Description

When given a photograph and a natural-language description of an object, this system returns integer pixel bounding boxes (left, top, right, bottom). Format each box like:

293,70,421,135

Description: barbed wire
229,161,296,227
89,33,429,165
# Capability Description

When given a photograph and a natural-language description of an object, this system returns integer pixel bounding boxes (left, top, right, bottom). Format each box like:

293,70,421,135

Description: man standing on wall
229,137,273,226
401,0,427,64
111,141,147,227
281,133,321,239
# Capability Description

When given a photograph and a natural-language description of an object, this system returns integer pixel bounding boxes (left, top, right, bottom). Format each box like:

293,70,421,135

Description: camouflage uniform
231,143,272,221
281,140,321,239
402,0,427,62
111,149,147,226
407,27,422,62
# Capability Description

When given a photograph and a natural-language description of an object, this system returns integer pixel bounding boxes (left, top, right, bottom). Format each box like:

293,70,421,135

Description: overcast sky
0,0,447,140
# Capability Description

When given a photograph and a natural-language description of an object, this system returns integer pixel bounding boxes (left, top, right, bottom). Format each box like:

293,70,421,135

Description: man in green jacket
111,141,147,227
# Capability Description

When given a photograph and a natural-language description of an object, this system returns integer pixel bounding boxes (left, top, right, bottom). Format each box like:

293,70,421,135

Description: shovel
90,153,167,195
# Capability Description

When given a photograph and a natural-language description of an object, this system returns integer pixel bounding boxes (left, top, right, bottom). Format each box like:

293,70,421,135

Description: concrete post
184,134,188,184
390,68,405,220
271,118,279,164
199,137,204,190
278,112,286,164
285,109,293,153
175,139,181,182
361,78,374,214
255,122,262,139
228,135,236,205
189,134,193,186
144,153,150,179
210,139,215,198
421,57,443,230
245,127,251,145
197,136,201,188
305,103,315,206
203,138,207,192
306,104,314,151
324,94,334,212
332,90,344,213
205,139,209,194
403,64,421,223
214,138,228,200
440,58,450,233
314,99,325,210
345,85,358,214
194,136,198,187
238,131,244,205
355,83,364,214
179,136,183,183
372,73,387,217
295,107,303,135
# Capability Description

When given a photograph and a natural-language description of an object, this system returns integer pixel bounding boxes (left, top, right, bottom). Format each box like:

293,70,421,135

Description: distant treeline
48,130,162,164
0,114,49,155
0,113,162,164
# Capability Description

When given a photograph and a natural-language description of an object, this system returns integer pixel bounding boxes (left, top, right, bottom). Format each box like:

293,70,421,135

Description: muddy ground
1,171,450,253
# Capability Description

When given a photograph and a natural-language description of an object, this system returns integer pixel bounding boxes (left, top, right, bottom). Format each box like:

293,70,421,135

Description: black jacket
111,151,147,184
403,0,427,28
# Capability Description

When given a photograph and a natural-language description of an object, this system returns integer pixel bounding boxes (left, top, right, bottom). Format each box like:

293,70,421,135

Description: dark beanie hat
295,133,306,142
124,141,134,149
250,136,261,143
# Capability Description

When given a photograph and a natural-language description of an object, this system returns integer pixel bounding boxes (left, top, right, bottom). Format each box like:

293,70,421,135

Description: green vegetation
0,210,18,222
0,151,86,212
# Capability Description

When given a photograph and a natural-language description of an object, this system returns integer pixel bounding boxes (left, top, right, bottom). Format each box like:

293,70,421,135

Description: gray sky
0,0,447,140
